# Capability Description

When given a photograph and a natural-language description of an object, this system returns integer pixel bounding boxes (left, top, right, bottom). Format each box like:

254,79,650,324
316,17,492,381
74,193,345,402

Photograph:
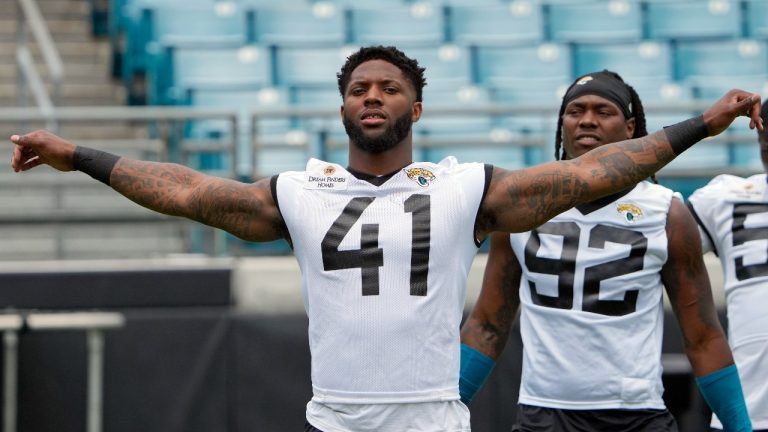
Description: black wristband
663,115,709,156
72,146,120,186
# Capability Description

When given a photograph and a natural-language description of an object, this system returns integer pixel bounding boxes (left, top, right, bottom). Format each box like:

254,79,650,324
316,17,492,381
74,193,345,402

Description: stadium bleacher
107,0,768,180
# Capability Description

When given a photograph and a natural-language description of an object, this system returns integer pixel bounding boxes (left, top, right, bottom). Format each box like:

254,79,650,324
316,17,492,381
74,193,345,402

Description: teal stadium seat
402,45,473,89
187,86,310,176
475,43,572,89
275,46,354,89
646,0,741,40
675,39,768,84
250,4,346,46
349,4,445,47
416,86,493,137
298,0,409,7
447,4,543,45
119,0,249,103
627,79,695,104
143,3,247,46
745,0,768,39
151,45,272,104
240,0,311,7
418,86,530,169
489,82,563,166
474,42,569,164
548,0,642,43
438,0,507,4
187,86,291,137
574,41,673,83
290,86,346,155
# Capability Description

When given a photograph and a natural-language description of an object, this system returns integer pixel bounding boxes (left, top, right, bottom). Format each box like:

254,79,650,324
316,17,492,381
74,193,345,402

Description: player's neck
347,141,413,176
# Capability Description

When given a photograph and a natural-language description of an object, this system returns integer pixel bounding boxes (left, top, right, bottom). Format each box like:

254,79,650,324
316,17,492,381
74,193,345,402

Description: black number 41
321,195,431,296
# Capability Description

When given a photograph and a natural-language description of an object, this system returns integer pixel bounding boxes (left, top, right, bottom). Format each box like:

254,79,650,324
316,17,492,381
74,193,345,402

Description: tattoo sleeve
110,159,285,242
480,130,677,235
461,233,522,359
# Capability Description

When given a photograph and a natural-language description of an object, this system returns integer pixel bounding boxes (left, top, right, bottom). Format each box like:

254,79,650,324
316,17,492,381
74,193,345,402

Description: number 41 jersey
273,157,490,404
511,181,674,410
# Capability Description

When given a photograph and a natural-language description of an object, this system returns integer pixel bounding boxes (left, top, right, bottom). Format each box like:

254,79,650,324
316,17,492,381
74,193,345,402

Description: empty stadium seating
250,5,346,46
646,1,742,40
745,0,768,39
675,39,768,84
349,4,445,47
104,0,768,182
574,41,674,83
158,45,272,104
474,43,572,88
274,46,353,88
447,4,543,45
548,1,643,43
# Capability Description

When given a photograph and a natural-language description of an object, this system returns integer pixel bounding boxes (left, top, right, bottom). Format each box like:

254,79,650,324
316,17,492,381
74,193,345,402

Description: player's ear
412,101,422,123
625,117,636,139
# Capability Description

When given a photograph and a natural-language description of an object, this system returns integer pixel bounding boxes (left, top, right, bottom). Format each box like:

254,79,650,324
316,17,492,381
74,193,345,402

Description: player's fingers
10,134,25,146
11,146,24,171
19,156,41,171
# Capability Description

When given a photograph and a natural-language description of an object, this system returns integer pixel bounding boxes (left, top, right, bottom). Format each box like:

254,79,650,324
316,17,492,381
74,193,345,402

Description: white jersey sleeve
688,173,768,429
512,182,673,410
274,157,490,405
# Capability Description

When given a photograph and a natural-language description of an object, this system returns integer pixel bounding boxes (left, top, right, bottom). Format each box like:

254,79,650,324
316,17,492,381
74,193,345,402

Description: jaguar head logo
404,167,436,187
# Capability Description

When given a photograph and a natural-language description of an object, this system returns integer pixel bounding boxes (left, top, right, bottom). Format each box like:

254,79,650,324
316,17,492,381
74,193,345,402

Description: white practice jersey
274,157,489,406
511,181,674,410
688,174,768,430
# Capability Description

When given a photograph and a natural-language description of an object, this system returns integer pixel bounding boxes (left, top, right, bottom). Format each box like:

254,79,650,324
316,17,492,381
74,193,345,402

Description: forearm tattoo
110,159,283,239
482,131,676,234
484,266,519,357
465,252,521,358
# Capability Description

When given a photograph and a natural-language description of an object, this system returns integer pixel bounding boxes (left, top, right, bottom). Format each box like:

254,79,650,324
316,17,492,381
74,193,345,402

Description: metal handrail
16,0,64,119
0,102,762,179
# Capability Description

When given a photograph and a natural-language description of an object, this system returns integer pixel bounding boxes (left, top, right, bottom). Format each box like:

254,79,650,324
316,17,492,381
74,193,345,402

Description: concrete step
36,0,90,18
0,123,151,141
0,19,17,42
0,62,117,83
0,82,123,103
0,222,189,261
0,40,110,62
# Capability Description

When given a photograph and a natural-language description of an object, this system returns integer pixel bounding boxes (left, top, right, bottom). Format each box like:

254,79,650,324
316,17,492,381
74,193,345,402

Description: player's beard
343,111,413,154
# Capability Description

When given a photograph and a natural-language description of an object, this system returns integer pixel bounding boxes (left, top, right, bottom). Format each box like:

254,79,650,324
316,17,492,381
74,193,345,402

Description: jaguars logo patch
617,203,643,223
404,167,436,187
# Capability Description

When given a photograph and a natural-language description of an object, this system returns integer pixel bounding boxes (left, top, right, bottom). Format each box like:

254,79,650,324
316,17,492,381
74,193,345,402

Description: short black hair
554,70,647,161
337,46,427,102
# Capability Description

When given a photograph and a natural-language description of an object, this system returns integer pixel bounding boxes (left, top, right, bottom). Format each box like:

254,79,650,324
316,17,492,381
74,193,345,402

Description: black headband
563,71,633,119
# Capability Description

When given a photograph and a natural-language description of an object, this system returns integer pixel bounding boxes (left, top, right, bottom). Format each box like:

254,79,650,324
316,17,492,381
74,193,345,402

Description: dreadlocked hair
553,70,657,183
337,45,427,102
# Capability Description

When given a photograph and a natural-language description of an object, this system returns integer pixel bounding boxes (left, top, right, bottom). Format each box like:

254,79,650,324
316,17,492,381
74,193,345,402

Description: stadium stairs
0,0,192,260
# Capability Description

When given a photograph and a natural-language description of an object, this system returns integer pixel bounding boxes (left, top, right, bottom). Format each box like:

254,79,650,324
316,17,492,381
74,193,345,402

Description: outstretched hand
9,130,77,173
704,89,764,137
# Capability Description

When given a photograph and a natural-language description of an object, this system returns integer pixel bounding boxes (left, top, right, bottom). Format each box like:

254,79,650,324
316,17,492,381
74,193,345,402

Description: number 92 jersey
273,157,490,404
511,181,674,410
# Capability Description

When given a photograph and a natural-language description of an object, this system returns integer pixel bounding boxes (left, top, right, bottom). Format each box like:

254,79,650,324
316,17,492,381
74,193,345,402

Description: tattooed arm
10,130,286,242
461,232,522,360
663,198,733,376
476,89,763,238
